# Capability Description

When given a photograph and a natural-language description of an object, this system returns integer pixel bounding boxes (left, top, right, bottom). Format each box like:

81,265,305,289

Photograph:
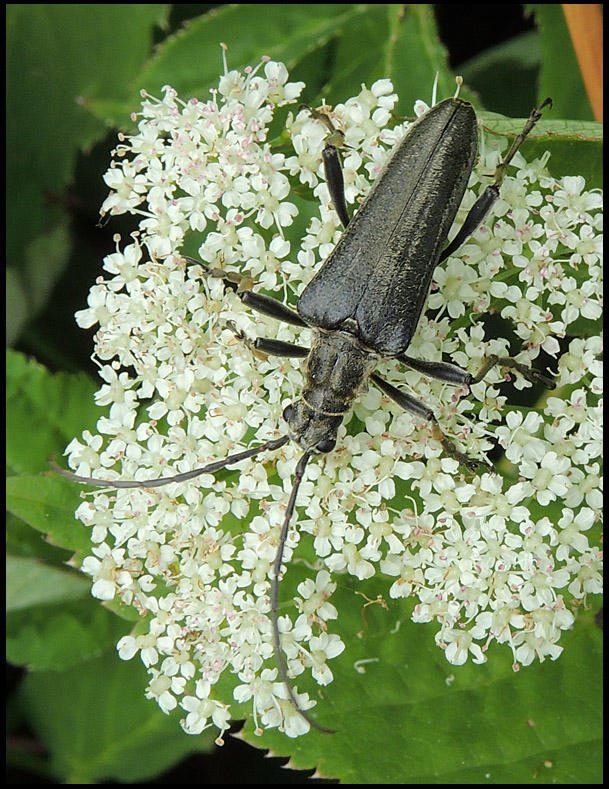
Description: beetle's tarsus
430,420,489,475
471,355,555,390
183,256,255,294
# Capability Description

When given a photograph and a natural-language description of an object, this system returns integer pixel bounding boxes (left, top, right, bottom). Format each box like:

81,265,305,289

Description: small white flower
441,628,486,666
520,452,571,506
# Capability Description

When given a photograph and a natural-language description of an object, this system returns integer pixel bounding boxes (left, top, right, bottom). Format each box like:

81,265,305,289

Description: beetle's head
282,400,342,454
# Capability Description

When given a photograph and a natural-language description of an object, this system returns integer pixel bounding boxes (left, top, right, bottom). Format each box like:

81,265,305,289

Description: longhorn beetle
57,94,554,734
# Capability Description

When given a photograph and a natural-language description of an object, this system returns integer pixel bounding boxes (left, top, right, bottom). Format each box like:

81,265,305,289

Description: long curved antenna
55,437,335,732
51,435,290,488
271,450,336,735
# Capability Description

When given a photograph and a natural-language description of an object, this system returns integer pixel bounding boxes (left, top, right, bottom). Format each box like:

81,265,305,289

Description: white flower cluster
66,52,602,741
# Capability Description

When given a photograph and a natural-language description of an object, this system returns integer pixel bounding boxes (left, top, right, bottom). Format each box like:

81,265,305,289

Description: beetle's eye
316,437,336,454
282,404,294,423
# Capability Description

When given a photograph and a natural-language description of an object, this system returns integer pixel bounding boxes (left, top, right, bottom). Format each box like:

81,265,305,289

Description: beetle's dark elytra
298,99,478,356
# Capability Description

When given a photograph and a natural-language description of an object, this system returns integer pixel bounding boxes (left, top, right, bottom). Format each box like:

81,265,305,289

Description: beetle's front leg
371,373,490,473
182,256,308,328
226,321,310,360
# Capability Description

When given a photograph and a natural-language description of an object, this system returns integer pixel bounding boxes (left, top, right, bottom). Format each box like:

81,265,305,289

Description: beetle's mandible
57,94,555,734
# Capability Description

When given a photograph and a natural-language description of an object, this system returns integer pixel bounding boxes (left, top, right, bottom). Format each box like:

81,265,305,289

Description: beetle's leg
252,338,310,359
237,290,308,327
371,373,490,473
397,353,554,390
322,145,350,228
226,320,310,360
299,105,350,228
469,354,556,389
493,98,553,181
438,98,552,264
183,256,308,328
397,355,472,386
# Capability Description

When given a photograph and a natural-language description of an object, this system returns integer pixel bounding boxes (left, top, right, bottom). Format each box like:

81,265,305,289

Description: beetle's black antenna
271,450,336,735
51,435,290,488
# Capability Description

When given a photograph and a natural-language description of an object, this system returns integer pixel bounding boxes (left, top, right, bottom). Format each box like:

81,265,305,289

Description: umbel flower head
65,48,602,741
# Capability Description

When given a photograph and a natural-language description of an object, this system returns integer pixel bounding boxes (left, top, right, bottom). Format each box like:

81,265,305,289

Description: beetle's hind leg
438,98,552,265
469,354,556,390
385,353,554,470
397,353,555,390
371,373,490,473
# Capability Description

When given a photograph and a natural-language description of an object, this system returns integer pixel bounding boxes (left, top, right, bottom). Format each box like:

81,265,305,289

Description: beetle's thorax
302,329,378,413
283,330,378,453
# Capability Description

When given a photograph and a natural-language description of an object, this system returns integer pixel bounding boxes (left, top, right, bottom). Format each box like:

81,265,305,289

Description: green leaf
479,114,603,190
527,4,594,121
17,653,213,782
7,593,129,672
6,511,72,564
239,576,602,783
384,4,460,116
6,221,72,345
6,475,92,555
5,351,100,556
7,4,169,342
312,4,457,116
6,349,99,475
459,31,541,117
308,5,393,106
7,555,89,612
93,4,366,126
480,115,602,140
6,552,130,673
